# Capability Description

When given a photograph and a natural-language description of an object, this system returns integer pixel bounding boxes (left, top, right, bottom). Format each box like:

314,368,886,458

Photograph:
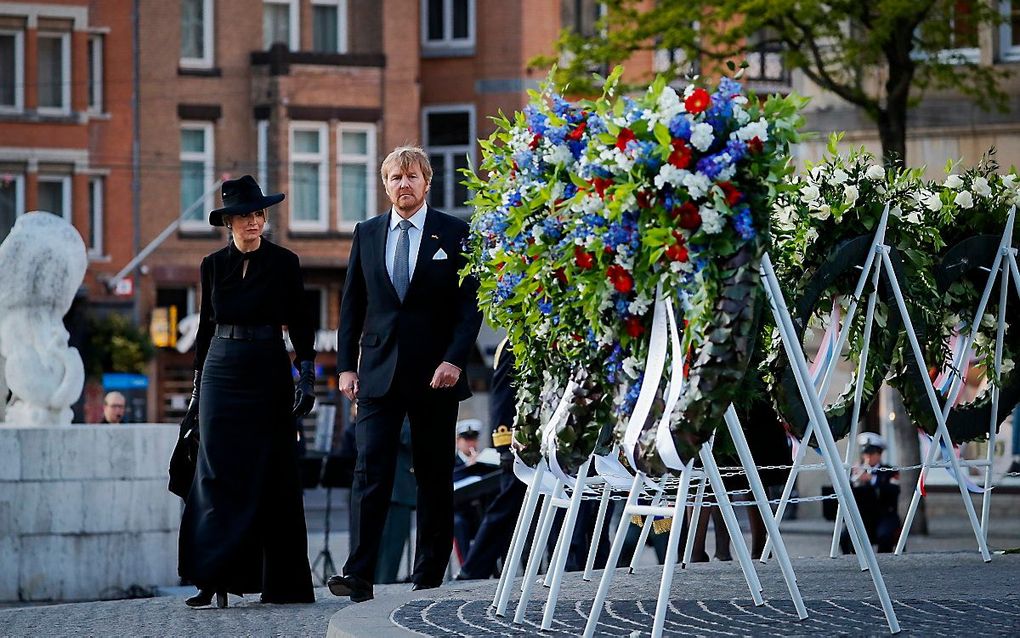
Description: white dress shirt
385,203,427,283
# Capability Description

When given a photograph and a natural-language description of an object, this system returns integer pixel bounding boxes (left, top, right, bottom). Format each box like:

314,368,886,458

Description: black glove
183,370,201,437
292,360,315,418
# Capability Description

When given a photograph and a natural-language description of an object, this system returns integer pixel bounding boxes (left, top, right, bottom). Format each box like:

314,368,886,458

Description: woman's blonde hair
380,146,433,184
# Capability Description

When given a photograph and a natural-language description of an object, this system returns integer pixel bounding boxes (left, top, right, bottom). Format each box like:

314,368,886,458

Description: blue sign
102,373,149,391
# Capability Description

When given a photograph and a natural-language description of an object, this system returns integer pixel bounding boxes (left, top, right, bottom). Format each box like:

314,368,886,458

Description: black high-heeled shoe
185,589,228,608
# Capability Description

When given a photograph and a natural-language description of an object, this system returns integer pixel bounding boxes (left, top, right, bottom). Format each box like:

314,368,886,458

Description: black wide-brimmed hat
208,175,285,226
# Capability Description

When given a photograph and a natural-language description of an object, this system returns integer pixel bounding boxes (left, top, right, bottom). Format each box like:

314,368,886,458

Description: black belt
214,324,281,341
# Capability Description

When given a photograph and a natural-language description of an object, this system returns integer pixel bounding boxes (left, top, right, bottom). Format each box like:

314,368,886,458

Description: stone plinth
0,424,181,602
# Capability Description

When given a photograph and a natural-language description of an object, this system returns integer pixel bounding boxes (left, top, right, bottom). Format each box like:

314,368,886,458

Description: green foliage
535,0,1011,165
83,314,155,379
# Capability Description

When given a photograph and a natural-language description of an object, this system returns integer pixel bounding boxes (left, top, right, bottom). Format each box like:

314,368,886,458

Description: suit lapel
369,213,401,303
411,211,441,289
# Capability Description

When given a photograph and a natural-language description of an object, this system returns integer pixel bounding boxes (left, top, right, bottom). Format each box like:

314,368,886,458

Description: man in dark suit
328,146,482,603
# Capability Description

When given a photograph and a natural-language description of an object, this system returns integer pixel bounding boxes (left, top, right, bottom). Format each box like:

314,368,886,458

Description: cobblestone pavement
392,597,1020,636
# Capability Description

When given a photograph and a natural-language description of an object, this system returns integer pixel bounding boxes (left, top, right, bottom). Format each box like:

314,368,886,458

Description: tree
535,0,1010,167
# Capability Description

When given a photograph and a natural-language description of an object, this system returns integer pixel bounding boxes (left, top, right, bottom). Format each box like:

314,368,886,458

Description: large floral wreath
464,68,804,474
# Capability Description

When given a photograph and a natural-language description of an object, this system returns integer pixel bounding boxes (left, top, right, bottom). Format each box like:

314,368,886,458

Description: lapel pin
431,234,439,240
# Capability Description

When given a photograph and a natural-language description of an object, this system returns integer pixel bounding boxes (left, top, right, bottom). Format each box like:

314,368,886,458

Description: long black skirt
178,336,314,603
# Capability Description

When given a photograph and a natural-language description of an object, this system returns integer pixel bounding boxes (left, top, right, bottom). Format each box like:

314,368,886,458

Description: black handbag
168,410,200,499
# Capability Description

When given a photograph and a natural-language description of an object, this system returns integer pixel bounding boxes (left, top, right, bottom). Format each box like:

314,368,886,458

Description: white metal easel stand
895,206,1019,557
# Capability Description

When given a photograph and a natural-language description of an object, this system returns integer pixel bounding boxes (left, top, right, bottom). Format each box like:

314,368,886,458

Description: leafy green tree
83,314,155,378
536,0,1010,167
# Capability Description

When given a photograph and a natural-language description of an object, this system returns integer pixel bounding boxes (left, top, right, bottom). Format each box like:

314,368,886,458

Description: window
1000,0,1020,61
180,0,214,68
313,0,348,53
337,123,376,228
422,0,475,52
745,28,788,85
37,32,70,113
562,0,603,38
289,122,328,231
87,35,103,113
156,287,196,318
180,123,215,229
0,174,23,244
423,106,474,216
257,119,269,192
37,175,71,220
0,29,24,111
88,177,103,255
925,0,979,63
263,0,299,50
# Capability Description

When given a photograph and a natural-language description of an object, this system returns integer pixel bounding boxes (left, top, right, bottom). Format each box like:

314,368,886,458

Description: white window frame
36,31,71,115
421,0,475,51
422,104,475,217
36,174,71,221
1000,1,1020,62
0,29,24,113
336,122,376,230
263,0,300,50
179,121,215,231
87,34,103,113
88,176,103,256
180,0,215,69
2,173,25,220
289,121,329,232
311,0,348,53
256,119,269,190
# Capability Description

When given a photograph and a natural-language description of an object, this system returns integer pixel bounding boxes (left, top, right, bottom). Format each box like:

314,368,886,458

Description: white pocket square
433,248,448,260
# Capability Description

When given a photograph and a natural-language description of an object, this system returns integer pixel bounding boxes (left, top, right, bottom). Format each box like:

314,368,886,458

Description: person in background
453,419,487,561
100,391,127,424
840,432,900,554
455,338,527,580
1008,403,1020,475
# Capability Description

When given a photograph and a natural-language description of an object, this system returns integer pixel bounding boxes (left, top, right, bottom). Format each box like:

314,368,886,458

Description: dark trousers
344,384,459,586
458,471,527,579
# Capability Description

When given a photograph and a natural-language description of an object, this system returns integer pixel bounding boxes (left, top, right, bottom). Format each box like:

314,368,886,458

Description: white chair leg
682,474,706,568
629,483,663,573
651,463,693,638
494,464,545,615
583,484,611,581
541,458,592,629
513,483,562,623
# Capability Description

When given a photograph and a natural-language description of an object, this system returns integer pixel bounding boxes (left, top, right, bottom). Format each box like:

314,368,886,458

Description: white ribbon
539,377,578,481
655,298,687,471
623,283,669,469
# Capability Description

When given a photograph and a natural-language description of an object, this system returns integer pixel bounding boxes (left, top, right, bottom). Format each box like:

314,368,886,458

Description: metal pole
762,252,900,634
983,253,1009,538
651,459,694,638
583,482,612,581
682,472,706,567
495,461,546,615
513,481,561,623
541,457,592,629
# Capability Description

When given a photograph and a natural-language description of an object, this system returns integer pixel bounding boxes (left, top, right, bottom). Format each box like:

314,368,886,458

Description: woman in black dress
178,175,316,608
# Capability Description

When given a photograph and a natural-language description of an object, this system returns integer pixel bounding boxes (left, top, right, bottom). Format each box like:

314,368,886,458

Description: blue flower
619,373,644,417
524,105,549,135
724,139,747,163
541,216,563,241
635,140,662,171
717,77,742,98
495,273,522,302
614,297,630,316
695,152,733,180
547,125,568,145
669,114,692,140
539,298,553,315
552,95,572,117
732,204,755,240
563,183,578,200
508,190,523,207
586,113,607,134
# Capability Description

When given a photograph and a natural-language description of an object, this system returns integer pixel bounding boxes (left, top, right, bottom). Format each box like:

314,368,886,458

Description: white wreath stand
895,206,1019,556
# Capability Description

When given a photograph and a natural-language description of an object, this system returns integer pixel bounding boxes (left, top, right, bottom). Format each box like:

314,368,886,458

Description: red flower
606,264,634,294
529,134,542,150
574,246,594,270
748,136,764,154
675,202,701,230
665,243,689,263
718,181,743,207
592,176,614,198
626,316,645,338
554,267,568,285
636,190,652,209
684,87,711,114
668,139,692,169
566,121,587,141
616,128,637,152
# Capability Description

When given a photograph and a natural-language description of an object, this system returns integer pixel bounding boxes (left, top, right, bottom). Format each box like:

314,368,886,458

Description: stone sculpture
0,212,87,426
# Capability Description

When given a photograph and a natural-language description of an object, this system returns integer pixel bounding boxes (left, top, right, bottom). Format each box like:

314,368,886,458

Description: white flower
944,174,963,189
800,183,820,202
622,356,642,380
904,208,923,224
1001,359,1015,376
732,104,750,125
972,176,992,198
810,203,831,220
1002,173,1018,190
654,164,687,190
865,165,886,181
954,190,974,209
699,205,724,234
544,144,574,167
733,117,769,143
924,191,943,212
831,169,849,185
628,292,652,316
843,184,859,205
805,228,819,244
775,204,797,230
690,122,715,152
682,172,712,199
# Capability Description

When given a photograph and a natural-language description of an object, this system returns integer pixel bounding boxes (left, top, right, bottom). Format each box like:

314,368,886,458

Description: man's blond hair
380,146,433,184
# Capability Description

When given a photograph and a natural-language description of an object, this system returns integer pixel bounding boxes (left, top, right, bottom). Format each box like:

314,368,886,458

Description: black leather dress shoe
327,574,374,603
410,582,440,592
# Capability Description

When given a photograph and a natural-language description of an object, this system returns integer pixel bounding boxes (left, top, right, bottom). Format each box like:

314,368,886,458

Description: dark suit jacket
337,207,482,400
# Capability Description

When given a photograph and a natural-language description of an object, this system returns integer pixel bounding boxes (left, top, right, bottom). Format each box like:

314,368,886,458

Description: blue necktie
393,219,412,301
